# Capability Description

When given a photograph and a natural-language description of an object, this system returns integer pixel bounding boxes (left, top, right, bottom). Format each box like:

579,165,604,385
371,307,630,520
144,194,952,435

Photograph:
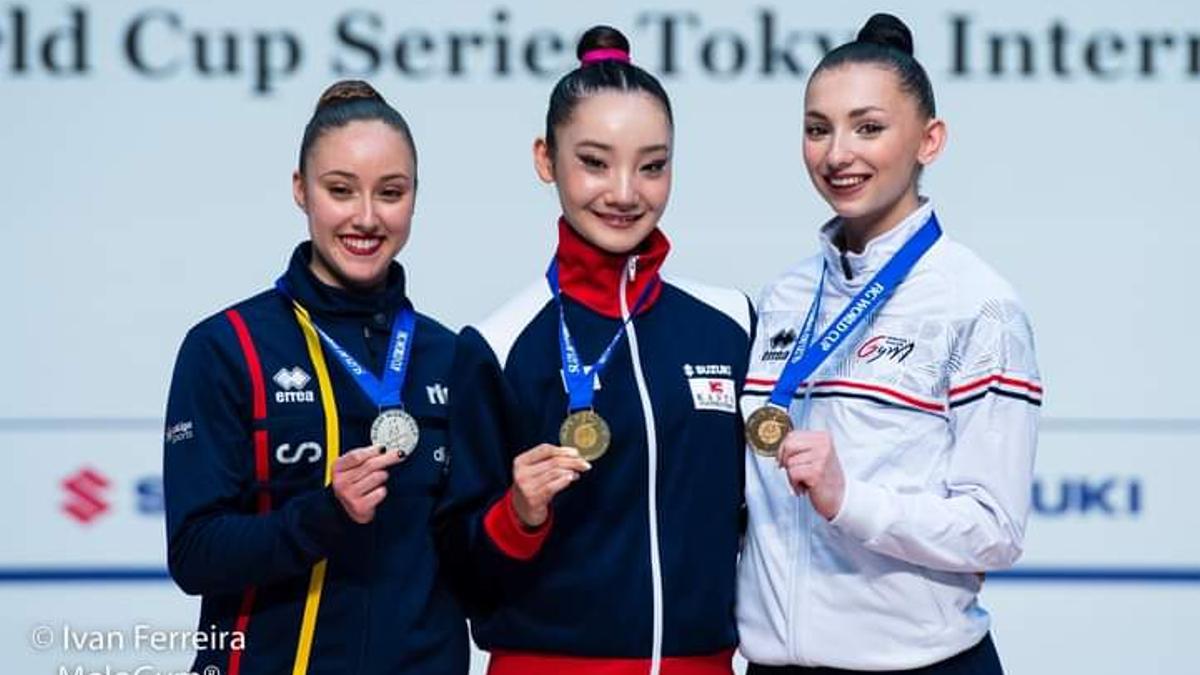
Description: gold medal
746,405,793,457
558,410,611,461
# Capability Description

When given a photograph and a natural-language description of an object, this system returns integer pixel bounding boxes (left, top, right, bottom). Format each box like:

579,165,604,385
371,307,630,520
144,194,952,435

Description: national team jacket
442,220,753,675
163,243,467,675
736,201,1043,670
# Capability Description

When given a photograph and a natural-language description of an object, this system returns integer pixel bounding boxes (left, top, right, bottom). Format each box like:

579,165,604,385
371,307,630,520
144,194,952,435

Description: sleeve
738,294,757,536
163,319,353,596
433,327,551,606
829,299,1042,572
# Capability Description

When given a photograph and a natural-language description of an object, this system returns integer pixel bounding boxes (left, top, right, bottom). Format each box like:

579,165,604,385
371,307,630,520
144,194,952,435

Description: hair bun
576,25,631,64
856,13,914,56
316,80,383,111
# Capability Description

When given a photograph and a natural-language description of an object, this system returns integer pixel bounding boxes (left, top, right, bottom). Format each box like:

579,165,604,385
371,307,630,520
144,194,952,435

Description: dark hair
813,14,936,118
298,80,418,180
544,25,673,154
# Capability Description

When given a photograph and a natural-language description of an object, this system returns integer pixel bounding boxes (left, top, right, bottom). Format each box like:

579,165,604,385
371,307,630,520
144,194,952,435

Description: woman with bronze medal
163,81,467,674
442,25,753,675
737,14,1042,675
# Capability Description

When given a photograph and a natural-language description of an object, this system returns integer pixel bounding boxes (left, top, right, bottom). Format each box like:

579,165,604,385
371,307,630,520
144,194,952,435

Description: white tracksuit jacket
737,201,1042,670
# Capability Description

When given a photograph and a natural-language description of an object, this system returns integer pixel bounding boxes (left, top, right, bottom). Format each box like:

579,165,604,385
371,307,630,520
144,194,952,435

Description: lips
824,173,870,197
339,234,384,256
591,211,644,229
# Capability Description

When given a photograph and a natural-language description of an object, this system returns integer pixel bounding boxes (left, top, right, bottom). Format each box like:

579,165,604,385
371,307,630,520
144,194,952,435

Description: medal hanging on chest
747,213,943,457
370,407,420,457
547,258,658,462
278,279,421,460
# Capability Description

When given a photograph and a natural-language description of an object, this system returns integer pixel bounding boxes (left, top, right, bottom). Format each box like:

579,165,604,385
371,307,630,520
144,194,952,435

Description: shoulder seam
474,281,554,368
664,276,751,336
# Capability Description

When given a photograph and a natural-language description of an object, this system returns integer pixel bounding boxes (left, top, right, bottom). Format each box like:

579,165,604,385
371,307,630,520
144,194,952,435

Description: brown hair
298,79,418,181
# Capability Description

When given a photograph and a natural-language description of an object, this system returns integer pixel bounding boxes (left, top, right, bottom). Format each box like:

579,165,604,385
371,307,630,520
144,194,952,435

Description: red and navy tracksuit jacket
163,243,467,674
443,220,754,674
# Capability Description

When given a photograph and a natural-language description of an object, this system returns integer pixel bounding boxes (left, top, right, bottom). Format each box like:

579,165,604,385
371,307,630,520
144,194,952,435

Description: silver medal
370,409,420,459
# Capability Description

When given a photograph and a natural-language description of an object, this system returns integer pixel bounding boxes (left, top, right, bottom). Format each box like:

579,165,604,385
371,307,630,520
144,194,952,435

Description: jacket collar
818,198,934,290
281,242,410,319
554,217,669,319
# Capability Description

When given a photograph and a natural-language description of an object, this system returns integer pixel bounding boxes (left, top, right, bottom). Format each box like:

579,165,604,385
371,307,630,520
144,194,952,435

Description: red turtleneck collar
554,217,670,319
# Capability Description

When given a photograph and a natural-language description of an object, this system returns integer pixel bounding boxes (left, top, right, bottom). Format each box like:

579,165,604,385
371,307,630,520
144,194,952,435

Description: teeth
342,236,381,253
830,176,866,187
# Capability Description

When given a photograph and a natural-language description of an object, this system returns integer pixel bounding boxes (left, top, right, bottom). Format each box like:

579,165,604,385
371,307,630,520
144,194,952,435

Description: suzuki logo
62,468,111,525
1033,477,1143,517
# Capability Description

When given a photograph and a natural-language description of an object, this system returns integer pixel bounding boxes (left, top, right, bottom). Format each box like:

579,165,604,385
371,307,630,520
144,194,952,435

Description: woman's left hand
777,430,846,520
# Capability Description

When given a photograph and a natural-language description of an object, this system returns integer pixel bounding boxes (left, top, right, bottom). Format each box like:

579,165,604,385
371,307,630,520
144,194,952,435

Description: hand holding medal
332,445,405,524
776,430,845,520
511,444,593,528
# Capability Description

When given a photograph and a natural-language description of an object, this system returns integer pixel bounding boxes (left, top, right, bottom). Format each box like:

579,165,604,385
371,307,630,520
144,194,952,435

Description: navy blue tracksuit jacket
163,243,466,674
443,221,754,674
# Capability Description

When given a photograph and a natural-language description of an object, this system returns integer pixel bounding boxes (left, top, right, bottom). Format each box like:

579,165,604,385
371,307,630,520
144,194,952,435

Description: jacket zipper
621,255,663,675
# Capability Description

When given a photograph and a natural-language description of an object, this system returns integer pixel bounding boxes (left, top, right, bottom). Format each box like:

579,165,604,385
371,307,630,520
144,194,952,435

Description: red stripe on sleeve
224,309,267,421
223,309,273,675
949,374,1043,398
484,489,552,561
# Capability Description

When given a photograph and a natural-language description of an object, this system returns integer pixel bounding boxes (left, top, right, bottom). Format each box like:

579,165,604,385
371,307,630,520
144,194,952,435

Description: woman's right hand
332,445,403,524
511,444,592,528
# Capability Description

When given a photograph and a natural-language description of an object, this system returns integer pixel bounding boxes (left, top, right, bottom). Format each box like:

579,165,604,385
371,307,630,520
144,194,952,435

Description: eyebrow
319,170,412,182
805,106,886,120
575,140,670,154
849,106,886,118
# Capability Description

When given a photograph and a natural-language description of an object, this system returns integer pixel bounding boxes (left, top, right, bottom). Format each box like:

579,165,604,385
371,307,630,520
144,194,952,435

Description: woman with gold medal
737,14,1042,674
163,81,467,674
442,25,753,675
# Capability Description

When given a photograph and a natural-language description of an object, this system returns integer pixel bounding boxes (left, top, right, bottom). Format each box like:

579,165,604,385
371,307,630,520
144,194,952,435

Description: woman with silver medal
738,14,1042,675
163,80,467,674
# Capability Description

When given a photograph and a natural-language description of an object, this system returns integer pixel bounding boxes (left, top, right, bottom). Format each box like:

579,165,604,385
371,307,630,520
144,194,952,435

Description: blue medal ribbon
275,278,416,409
547,258,659,412
768,213,942,410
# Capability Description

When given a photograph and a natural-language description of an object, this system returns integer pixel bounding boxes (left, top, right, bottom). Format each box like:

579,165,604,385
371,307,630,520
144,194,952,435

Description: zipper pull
627,255,638,282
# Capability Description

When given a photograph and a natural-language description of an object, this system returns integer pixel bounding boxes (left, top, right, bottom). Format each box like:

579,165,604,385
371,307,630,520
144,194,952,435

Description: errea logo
273,366,315,403
761,328,797,362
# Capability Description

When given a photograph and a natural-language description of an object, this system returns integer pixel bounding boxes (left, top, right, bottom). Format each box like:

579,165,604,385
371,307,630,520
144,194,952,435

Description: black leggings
746,633,1003,675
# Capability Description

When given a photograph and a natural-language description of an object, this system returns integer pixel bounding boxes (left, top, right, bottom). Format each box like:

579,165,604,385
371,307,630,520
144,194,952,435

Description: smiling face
293,120,416,291
534,91,672,255
802,63,945,250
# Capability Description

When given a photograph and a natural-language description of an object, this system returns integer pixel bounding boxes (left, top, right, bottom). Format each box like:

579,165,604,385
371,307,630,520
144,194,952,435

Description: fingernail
582,461,592,470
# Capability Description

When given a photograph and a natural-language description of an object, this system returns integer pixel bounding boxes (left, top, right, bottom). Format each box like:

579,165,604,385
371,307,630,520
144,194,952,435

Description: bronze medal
558,409,611,461
746,405,793,457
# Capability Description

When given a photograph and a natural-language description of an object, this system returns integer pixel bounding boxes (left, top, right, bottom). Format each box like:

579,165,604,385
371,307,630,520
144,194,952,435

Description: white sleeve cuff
829,477,891,544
